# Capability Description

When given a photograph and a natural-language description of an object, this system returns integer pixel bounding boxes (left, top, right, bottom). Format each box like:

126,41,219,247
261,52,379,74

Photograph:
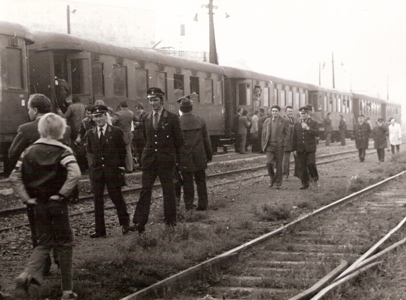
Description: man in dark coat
354,114,371,162
85,105,133,238
133,103,146,169
338,115,347,146
282,105,296,179
132,88,184,233
292,106,320,190
261,105,290,189
178,95,212,210
371,117,388,162
64,95,85,141
323,112,333,146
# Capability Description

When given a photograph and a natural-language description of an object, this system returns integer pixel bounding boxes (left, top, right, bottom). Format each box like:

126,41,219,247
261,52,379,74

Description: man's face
149,97,163,111
299,110,308,119
27,103,37,121
286,108,293,117
358,116,364,123
93,113,107,127
391,119,395,125
271,108,280,118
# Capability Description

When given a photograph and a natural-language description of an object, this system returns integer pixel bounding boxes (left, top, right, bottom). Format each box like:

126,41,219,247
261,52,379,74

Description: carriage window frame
113,64,128,98
215,79,223,104
190,76,200,102
203,78,214,104
71,58,91,95
135,68,148,101
6,47,23,90
92,61,104,97
156,71,167,99
263,87,270,107
173,73,184,100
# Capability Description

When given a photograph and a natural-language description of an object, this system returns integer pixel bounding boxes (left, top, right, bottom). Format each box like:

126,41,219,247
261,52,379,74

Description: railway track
123,171,406,300
0,147,368,232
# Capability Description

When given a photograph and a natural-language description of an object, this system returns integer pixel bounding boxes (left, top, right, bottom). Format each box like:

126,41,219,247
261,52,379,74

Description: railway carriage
28,31,227,150
0,22,34,175
352,93,387,127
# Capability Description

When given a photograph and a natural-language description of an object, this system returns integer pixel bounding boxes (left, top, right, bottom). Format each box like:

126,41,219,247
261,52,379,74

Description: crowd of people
6,85,402,298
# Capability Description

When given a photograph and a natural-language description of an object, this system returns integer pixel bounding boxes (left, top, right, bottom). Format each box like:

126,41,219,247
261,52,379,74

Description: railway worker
177,95,213,210
132,88,183,233
85,105,133,238
292,106,320,190
338,115,347,146
282,106,296,179
323,112,333,146
238,109,251,154
133,103,146,169
258,108,271,153
64,95,85,142
250,110,260,152
8,94,73,276
233,108,242,153
94,99,112,125
388,117,402,154
261,105,290,189
354,114,371,162
371,117,388,162
112,101,135,173
9,113,81,300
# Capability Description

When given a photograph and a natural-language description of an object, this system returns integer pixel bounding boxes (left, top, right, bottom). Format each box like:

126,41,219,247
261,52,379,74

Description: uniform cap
91,105,108,115
299,106,309,112
147,87,165,98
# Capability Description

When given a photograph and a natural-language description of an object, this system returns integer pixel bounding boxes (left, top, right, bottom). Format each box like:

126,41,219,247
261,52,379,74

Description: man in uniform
354,114,371,162
85,105,133,238
177,95,212,210
261,105,289,189
132,88,183,233
282,105,296,179
292,106,320,190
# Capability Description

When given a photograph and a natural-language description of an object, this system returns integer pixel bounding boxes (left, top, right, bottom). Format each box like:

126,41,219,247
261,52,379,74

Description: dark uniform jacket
371,125,388,149
179,112,212,172
292,118,320,153
354,122,371,149
261,116,290,152
85,124,126,186
9,117,71,169
141,109,183,169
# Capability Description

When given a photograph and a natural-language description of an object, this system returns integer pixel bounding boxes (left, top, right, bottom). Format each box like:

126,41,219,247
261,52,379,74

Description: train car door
236,79,253,113
67,52,93,99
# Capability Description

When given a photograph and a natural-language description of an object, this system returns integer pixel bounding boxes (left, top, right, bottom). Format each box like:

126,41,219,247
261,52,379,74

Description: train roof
308,84,353,96
0,21,34,44
29,31,225,74
351,92,388,104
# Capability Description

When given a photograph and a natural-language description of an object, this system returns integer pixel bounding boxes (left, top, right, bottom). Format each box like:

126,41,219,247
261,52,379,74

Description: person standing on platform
9,113,81,300
132,88,183,233
64,95,85,141
85,105,133,238
177,95,212,210
112,101,135,173
292,106,320,190
388,117,402,154
250,110,260,152
323,112,333,146
233,108,242,153
261,105,289,189
238,109,251,154
354,115,371,162
338,115,347,146
282,106,296,179
371,117,388,162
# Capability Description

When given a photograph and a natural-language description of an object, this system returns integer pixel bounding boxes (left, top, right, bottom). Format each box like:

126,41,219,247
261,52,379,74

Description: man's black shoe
196,207,207,211
90,232,106,238
300,185,309,190
133,223,145,233
122,225,135,235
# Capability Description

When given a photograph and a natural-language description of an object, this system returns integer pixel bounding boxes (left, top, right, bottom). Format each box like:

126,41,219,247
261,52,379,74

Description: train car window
190,76,200,102
156,72,167,98
203,78,213,104
278,90,285,107
337,98,341,112
71,59,90,95
274,89,278,105
92,62,104,97
286,91,293,107
6,48,23,89
293,92,299,109
135,68,148,100
263,87,270,107
238,83,247,105
173,74,184,100
113,64,128,98
215,80,223,104
253,86,261,107
299,92,306,107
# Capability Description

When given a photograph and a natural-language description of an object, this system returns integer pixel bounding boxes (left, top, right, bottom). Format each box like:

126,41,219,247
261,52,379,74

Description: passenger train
0,21,402,174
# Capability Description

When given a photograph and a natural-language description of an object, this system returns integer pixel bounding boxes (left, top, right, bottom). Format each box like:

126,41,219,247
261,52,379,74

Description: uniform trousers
92,172,130,235
358,148,366,161
133,166,177,227
239,134,247,153
376,149,385,162
266,143,284,187
22,201,73,290
391,144,400,154
181,169,208,210
297,151,319,187
282,151,291,176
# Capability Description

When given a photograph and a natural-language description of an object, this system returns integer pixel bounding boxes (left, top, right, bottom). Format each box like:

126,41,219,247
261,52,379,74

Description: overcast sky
2,0,405,116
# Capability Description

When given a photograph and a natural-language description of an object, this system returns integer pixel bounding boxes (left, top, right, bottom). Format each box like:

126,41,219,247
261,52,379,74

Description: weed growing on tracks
253,203,291,221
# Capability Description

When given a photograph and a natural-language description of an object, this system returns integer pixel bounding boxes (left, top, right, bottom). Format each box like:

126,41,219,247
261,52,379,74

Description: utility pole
331,52,335,89
67,5,71,34
205,0,219,64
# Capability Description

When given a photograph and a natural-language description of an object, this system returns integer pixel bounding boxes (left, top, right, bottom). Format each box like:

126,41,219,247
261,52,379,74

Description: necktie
153,112,159,130
99,127,104,145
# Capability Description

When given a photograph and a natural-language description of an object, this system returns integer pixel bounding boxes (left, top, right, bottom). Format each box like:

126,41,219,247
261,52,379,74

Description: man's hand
26,198,37,205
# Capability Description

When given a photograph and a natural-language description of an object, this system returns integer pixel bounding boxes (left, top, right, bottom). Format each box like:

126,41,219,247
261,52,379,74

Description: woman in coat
371,118,388,162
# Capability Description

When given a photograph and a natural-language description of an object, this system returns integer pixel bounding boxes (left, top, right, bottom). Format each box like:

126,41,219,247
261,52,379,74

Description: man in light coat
178,95,212,210
388,117,402,154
